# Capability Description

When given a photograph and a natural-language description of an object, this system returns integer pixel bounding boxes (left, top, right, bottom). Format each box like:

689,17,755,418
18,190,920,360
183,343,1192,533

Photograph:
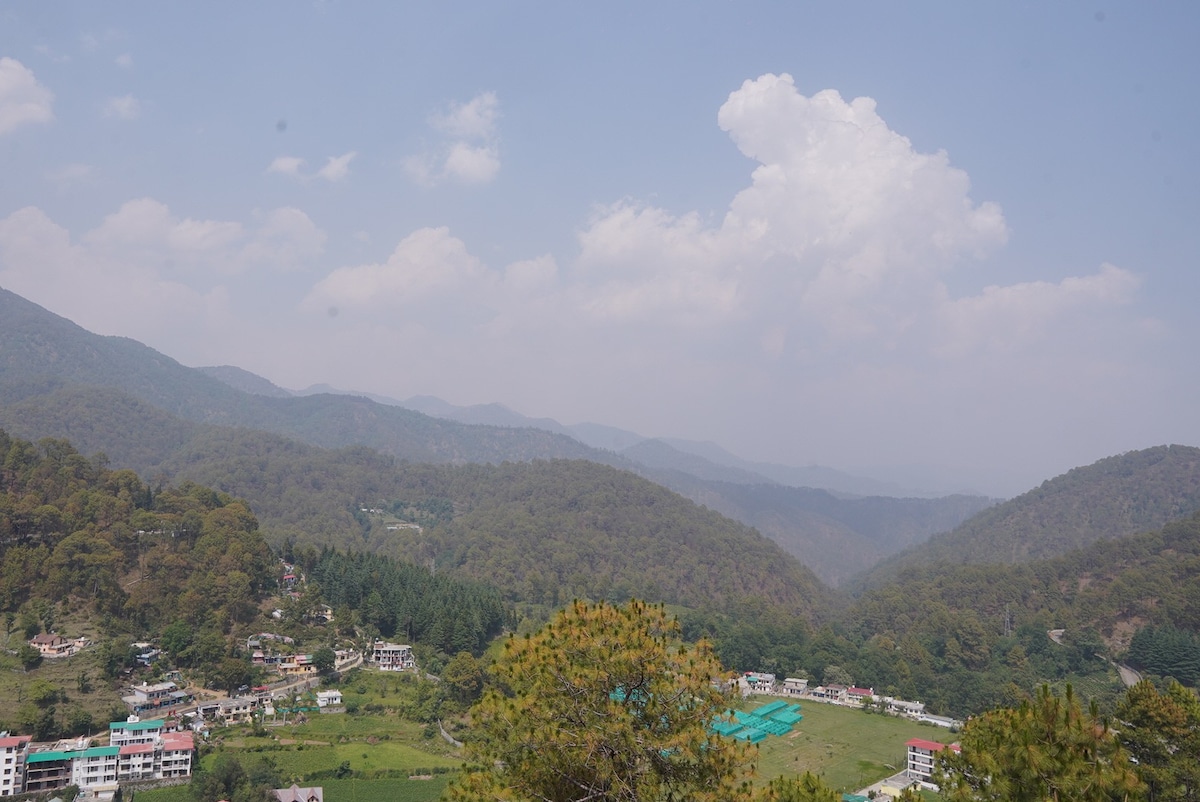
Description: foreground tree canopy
935,684,1143,802
448,599,757,802
1114,679,1200,802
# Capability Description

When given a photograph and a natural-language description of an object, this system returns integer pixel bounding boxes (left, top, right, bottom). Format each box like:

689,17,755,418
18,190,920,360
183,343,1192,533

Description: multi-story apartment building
0,735,30,796
15,719,194,794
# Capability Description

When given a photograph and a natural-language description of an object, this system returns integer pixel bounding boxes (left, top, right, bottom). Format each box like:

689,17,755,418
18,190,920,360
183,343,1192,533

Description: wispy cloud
406,91,501,186
104,94,140,120
267,151,356,183
46,163,94,185
268,156,306,177
316,151,355,182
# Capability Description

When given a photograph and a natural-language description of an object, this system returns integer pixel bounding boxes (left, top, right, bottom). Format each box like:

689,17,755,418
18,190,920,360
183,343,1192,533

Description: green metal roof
110,719,165,731
27,752,71,763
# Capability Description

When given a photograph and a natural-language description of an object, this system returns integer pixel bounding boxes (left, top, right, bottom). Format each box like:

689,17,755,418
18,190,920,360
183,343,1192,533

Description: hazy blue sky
1,3,1197,495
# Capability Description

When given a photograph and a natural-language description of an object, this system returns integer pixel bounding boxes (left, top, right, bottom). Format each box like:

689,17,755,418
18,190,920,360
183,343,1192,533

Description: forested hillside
162,431,835,621
0,428,275,632
860,445,1200,585
839,512,1200,713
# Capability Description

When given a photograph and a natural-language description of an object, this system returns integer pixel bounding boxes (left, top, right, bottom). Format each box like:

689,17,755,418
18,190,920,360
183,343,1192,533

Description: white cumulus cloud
0,58,54,134
572,73,1014,345
304,227,490,312
433,91,499,140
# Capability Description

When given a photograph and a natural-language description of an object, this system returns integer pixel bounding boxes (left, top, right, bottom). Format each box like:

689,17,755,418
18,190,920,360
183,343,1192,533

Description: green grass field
742,699,957,793
199,694,961,796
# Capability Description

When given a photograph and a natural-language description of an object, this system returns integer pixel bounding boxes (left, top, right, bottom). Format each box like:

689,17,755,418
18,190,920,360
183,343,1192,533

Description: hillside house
812,684,848,702
123,681,191,715
216,697,257,726
847,686,875,705
273,784,323,802
882,696,926,718
115,731,195,782
316,690,342,708
906,737,960,786
29,634,73,659
109,717,166,746
371,641,415,671
781,677,808,697
277,654,315,676
0,718,194,796
23,750,72,794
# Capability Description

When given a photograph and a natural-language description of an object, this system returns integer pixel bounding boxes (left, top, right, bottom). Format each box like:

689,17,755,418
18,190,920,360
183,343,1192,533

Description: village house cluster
737,672,961,729
116,640,415,731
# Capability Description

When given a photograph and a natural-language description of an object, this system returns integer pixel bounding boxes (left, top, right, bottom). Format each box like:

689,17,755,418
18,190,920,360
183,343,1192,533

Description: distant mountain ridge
0,288,611,466
191,371,991,583
858,444,1200,589
0,286,996,585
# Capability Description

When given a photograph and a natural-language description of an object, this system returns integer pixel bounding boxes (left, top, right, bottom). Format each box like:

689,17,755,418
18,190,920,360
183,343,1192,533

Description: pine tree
447,599,755,802
935,684,1143,802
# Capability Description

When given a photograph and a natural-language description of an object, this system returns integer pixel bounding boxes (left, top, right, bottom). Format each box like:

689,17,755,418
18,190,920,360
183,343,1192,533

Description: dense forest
304,549,506,656
0,429,275,632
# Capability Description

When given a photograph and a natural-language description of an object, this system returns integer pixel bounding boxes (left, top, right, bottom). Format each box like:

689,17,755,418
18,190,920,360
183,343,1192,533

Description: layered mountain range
3,286,1200,603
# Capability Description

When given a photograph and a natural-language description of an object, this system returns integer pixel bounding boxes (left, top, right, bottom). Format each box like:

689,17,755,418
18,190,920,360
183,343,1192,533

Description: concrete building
371,641,415,671
0,735,30,796
906,737,960,786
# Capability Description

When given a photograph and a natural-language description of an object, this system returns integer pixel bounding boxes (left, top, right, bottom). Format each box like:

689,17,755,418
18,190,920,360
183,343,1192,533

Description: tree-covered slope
849,511,1200,664
165,435,836,621
833,511,1200,713
860,445,1200,584
396,460,836,619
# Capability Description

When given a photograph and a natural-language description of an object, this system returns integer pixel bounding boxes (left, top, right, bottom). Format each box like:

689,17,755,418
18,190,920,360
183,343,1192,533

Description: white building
737,672,776,695
372,641,416,671
906,737,960,786
0,735,30,796
109,717,167,747
70,746,119,791
316,690,342,708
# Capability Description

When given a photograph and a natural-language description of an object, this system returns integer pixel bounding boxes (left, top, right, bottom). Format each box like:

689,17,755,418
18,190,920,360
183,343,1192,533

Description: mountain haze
0,287,995,585
0,288,615,466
